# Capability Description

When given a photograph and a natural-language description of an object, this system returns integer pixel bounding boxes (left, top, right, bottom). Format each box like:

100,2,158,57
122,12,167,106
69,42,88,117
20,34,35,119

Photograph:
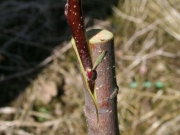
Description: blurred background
0,0,180,135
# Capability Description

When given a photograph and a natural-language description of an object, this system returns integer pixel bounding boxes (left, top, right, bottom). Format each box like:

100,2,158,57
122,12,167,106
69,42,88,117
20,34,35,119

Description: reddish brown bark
64,0,92,70
64,1,120,134
84,29,120,135
65,0,94,92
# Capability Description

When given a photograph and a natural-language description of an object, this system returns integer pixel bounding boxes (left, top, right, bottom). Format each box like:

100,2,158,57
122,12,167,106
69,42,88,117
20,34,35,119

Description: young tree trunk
84,29,120,135
64,1,119,134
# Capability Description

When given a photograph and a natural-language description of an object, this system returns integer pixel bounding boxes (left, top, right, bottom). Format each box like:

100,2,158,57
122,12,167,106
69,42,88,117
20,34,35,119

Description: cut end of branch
87,29,114,44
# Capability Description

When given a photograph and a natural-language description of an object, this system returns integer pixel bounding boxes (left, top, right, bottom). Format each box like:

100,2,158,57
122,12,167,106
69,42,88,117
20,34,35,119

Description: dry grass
0,0,180,135
113,0,180,134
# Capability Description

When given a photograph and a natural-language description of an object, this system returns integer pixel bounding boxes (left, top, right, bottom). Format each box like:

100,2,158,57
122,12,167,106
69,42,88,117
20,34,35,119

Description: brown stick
65,0,94,92
64,1,119,134
84,29,120,135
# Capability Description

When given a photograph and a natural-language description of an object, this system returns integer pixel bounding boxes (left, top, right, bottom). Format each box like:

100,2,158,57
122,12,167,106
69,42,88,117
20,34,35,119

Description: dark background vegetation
0,0,118,106
0,0,180,135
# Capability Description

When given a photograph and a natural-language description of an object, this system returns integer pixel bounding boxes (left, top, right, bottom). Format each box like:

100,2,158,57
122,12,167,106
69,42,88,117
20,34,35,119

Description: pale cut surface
87,29,113,44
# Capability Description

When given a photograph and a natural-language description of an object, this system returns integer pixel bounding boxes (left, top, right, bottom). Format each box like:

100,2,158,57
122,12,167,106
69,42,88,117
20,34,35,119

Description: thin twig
0,107,53,119
0,119,63,128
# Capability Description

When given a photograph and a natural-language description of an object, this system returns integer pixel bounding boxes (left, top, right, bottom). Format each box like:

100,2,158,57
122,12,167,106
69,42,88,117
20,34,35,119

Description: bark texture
84,29,120,135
